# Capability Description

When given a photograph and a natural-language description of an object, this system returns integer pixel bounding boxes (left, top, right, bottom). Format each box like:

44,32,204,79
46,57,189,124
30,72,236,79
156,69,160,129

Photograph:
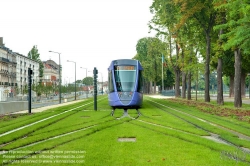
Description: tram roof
108,59,143,70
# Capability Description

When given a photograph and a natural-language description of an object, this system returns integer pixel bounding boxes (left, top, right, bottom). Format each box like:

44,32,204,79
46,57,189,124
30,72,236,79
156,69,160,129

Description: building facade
41,60,59,87
0,37,39,101
0,38,17,101
15,52,40,94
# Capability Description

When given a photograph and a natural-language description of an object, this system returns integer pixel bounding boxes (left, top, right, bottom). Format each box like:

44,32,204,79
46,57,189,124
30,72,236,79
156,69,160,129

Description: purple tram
108,59,143,116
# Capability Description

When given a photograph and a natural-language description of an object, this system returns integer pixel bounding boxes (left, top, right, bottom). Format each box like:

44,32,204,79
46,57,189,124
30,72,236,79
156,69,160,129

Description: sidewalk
14,99,84,114
148,94,250,104
147,95,174,99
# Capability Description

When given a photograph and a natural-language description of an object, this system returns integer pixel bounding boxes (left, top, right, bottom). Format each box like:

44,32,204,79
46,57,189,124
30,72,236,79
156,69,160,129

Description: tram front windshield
114,65,136,92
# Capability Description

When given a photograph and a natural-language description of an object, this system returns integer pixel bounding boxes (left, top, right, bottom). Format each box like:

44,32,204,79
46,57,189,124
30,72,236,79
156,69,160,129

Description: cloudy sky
1,0,155,83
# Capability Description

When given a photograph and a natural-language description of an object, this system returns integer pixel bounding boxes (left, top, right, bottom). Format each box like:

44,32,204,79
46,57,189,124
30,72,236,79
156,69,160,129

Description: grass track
145,97,250,149
1,95,250,165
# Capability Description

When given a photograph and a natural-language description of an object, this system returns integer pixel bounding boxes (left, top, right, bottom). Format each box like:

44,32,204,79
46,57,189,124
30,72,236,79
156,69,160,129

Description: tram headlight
118,92,122,97
129,92,132,97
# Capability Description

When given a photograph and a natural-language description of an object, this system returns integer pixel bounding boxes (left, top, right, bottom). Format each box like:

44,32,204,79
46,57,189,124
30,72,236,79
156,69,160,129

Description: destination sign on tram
115,66,135,70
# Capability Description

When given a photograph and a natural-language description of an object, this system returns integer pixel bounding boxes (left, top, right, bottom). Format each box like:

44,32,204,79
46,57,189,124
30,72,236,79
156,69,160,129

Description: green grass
6,121,248,166
0,98,96,133
145,97,250,149
1,112,113,150
1,96,250,165
138,101,209,136
151,97,250,133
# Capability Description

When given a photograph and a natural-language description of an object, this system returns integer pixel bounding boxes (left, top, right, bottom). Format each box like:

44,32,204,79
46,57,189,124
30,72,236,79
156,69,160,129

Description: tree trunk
234,49,242,107
204,33,211,102
154,60,157,94
241,73,246,98
144,80,149,94
181,46,186,99
182,72,186,99
150,81,153,94
174,69,181,97
229,75,234,97
217,57,224,105
154,81,157,94
148,82,150,94
187,71,191,100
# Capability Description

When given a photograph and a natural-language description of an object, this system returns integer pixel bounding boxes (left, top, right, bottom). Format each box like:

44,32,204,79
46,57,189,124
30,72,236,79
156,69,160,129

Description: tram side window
137,70,143,93
108,71,114,92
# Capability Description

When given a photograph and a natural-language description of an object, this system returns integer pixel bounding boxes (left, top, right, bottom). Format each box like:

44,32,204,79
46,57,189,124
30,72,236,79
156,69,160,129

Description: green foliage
75,80,82,83
210,71,217,90
27,45,44,78
82,77,93,86
214,0,250,53
223,76,230,87
246,75,250,89
135,37,166,83
165,68,175,88
31,83,43,96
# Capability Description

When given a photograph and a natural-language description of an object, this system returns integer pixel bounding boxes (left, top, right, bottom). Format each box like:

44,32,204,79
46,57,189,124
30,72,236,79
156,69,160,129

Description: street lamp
49,51,61,104
80,67,87,78
67,60,76,100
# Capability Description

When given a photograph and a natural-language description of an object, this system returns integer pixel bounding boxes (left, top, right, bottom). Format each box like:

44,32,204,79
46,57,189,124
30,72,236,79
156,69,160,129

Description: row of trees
135,0,250,108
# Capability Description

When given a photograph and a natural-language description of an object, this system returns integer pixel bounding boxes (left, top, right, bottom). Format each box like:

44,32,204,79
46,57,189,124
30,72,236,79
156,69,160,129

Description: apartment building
15,52,40,94
41,60,59,87
0,37,39,101
0,38,17,101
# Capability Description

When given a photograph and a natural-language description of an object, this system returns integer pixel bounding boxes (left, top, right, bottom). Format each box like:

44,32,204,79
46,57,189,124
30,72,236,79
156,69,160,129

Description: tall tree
149,0,181,97
135,37,166,94
27,45,44,79
174,0,217,102
147,37,165,93
135,38,151,93
215,0,250,107
213,4,227,105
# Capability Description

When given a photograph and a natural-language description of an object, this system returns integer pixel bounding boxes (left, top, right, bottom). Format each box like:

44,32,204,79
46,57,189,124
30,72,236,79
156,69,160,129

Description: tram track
0,98,107,138
0,110,81,150
130,119,250,164
144,98,250,154
1,117,127,165
0,96,123,165
146,98,250,141
1,96,250,165
0,98,108,149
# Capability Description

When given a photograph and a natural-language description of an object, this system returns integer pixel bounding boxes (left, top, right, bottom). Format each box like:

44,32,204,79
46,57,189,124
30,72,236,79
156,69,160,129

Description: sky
1,0,156,83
